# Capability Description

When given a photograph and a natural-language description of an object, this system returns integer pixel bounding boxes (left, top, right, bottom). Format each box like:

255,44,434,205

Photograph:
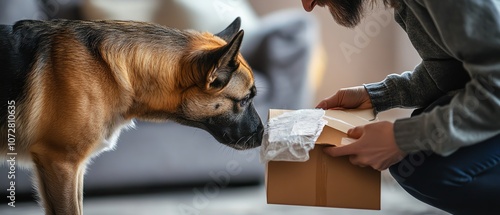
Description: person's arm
316,61,445,112
364,62,445,114
394,0,500,156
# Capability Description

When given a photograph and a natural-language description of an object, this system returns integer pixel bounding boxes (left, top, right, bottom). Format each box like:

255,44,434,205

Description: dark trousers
389,95,500,214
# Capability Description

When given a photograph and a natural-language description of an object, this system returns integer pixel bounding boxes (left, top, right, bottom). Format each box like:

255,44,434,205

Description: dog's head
174,18,263,150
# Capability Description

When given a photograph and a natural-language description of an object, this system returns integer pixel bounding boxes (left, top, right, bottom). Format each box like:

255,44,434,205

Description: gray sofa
0,2,320,196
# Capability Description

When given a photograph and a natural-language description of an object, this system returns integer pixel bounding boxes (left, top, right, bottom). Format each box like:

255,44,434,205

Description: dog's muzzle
204,104,264,150
227,123,264,150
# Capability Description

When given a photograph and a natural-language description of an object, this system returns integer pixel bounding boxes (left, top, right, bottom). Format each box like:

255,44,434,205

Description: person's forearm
364,63,444,114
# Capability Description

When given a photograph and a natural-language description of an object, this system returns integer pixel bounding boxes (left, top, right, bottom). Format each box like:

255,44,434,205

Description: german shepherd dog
0,17,263,214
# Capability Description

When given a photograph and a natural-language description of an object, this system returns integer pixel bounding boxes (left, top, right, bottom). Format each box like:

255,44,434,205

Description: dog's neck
98,30,192,119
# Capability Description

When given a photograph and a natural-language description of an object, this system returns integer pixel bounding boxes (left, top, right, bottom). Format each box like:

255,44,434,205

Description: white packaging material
260,109,327,163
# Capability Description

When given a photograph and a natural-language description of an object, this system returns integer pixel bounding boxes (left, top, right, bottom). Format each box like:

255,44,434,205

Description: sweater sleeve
393,0,500,155
364,62,445,114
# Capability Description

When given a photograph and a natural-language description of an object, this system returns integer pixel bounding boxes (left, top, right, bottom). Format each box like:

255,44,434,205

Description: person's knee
389,152,432,186
389,153,473,199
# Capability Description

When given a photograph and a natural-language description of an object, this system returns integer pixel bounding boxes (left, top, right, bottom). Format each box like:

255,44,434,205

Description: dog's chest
93,119,135,156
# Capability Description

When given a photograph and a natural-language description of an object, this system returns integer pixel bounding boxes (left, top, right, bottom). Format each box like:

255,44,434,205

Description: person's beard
316,0,366,28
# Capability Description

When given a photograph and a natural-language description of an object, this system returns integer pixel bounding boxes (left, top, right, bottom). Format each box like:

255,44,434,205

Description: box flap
322,109,375,133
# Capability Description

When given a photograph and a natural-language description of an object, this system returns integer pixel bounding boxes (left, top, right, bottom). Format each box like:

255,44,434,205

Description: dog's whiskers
234,133,256,150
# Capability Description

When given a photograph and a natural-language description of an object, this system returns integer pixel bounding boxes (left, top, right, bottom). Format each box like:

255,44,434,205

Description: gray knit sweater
364,0,500,156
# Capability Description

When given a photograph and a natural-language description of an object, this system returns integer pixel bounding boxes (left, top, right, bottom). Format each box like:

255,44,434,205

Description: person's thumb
347,126,364,139
316,100,329,109
316,94,341,110
323,144,354,157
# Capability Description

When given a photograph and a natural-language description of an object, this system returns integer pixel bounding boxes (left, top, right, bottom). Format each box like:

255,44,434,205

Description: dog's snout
201,103,264,150
233,120,264,150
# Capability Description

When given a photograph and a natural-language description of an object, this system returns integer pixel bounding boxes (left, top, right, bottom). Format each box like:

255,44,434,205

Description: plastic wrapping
260,109,327,163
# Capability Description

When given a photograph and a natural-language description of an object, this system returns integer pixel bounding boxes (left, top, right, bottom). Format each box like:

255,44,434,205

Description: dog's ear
215,17,241,43
205,30,244,91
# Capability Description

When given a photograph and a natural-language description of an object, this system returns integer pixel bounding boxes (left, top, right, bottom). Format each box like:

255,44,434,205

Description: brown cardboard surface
265,109,381,210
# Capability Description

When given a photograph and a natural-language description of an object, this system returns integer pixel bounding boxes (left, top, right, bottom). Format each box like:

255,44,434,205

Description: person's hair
317,0,401,28
381,0,401,9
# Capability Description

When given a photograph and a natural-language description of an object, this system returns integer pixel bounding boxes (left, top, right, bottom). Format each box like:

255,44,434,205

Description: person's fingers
323,144,355,157
349,156,366,167
317,86,372,110
315,100,329,109
347,126,364,139
316,93,340,109
326,151,369,168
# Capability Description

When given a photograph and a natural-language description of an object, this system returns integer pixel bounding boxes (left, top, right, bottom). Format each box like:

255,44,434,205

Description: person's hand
323,121,407,171
316,86,373,110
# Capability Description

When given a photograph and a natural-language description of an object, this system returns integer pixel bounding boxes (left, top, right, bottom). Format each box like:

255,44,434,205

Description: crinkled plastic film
260,109,327,163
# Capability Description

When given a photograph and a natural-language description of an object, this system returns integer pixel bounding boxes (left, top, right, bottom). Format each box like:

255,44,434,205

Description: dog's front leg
31,146,86,215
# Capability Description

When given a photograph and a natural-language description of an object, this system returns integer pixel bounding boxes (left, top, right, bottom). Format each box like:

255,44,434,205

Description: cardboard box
265,109,381,210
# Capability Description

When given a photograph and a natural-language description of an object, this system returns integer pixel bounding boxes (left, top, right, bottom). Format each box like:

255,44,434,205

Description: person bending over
301,0,500,214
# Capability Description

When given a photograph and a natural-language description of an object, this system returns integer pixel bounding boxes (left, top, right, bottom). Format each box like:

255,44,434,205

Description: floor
0,171,449,215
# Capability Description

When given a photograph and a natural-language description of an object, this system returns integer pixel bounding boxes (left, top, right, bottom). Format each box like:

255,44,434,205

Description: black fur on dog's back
0,23,32,124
